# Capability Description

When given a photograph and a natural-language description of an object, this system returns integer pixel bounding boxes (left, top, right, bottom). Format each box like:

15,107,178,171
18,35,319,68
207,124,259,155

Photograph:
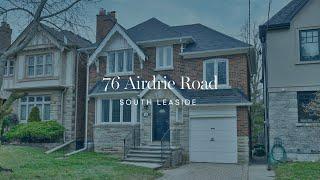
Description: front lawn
275,162,320,180
0,145,162,180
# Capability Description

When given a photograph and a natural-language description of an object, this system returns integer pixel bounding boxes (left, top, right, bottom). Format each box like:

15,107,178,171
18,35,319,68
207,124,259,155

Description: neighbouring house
260,0,320,161
83,9,254,165
1,22,91,147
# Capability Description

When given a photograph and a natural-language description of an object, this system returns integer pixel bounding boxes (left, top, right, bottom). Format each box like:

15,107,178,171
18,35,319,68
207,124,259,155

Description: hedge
4,121,64,143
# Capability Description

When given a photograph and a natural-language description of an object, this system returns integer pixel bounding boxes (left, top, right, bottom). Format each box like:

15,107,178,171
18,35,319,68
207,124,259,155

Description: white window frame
203,58,230,88
3,60,14,77
96,98,138,125
156,45,173,70
175,105,183,123
26,53,53,78
19,95,51,122
106,49,134,76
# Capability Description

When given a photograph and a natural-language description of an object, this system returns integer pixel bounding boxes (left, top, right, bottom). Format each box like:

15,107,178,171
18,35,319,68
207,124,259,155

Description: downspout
66,52,89,156
74,51,80,147
61,87,67,142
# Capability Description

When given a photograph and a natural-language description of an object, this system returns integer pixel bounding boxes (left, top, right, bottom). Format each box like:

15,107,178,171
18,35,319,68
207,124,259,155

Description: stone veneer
269,91,320,161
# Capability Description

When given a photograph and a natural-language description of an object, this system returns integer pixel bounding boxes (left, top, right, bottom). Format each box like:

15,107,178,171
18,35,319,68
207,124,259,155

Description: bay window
156,46,173,70
203,59,229,88
98,99,139,124
27,53,53,77
20,95,51,122
107,49,133,74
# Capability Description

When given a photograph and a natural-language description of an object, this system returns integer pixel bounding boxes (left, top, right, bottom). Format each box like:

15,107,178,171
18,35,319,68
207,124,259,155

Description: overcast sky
8,0,292,42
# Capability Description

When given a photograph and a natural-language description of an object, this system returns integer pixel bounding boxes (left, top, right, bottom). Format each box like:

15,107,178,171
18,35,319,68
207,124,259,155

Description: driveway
158,163,275,180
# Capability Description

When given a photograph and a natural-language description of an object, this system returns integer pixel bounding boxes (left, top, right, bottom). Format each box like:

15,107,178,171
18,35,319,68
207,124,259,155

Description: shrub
4,121,64,143
28,107,41,122
1,114,19,136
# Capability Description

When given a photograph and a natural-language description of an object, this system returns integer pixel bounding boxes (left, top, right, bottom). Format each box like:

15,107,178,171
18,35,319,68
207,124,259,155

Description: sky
8,0,292,42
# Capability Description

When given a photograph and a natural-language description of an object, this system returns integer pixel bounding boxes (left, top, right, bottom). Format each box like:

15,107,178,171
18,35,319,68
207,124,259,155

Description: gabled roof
262,0,310,30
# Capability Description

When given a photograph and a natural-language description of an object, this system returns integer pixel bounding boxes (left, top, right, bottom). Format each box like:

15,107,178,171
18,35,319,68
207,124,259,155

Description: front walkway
158,163,275,180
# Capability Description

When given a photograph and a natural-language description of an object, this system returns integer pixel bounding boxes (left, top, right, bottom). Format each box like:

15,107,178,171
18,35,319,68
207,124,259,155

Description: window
300,29,320,61
27,53,53,77
297,91,320,123
99,99,134,124
203,59,229,87
20,95,51,122
3,60,14,76
176,106,183,123
107,49,133,74
156,46,173,70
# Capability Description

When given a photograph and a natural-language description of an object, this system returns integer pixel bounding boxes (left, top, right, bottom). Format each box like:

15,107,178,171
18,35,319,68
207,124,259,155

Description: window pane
297,91,319,122
36,56,43,75
28,104,35,115
3,61,7,75
45,64,53,75
158,47,164,67
205,62,215,82
36,104,42,120
21,97,27,102
166,47,172,66
126,50,133,72
44,96,51,101
28,66,34,76
118,51,124,72
36,96,43,102
43,104,50,120
46,54,52,64
108,53,115,73
28,57,34,65
112,100,120,122
123,100,131,122
218,61,227,85
28,97,35,102
9,61,14,75
300,30,320,61
101,100,110,122
20,105,27,120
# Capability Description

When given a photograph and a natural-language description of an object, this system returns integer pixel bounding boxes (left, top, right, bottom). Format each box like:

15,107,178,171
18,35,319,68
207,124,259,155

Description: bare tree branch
41,0,81,19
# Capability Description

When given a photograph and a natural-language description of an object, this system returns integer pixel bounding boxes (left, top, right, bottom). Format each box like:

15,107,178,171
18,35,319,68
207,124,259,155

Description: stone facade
269,91,320,161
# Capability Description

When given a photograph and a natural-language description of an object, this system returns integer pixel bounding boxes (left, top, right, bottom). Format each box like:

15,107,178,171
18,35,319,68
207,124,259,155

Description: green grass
275,162,320,180
0,145,162,180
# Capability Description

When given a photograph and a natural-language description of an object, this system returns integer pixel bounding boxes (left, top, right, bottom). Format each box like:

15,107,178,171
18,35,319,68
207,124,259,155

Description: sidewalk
249,165,275,180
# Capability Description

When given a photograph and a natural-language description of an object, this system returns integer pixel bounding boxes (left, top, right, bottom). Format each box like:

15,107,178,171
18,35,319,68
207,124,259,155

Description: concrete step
127,153,169,159
123,157,165,163
120,162,163,169
129,150,171,154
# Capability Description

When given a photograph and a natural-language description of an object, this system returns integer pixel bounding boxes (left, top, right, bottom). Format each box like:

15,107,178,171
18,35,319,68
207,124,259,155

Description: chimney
96,9,117,43
0,21,12,53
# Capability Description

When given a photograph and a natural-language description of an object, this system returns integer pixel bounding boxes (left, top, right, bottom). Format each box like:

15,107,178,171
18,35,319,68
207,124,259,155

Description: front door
152,102,170,141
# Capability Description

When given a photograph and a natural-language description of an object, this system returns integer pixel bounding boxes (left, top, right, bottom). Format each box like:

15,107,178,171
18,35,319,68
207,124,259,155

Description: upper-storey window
297,91,320,123
156,46,173,70
107,49,133,75
3,60,14,76
203,59,229,88
300,29,320,61
27,53,53,77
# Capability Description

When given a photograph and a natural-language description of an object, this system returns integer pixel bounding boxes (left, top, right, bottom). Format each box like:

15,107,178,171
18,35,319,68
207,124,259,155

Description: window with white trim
3,60,14,76
107,49,133,75
203,59,229,87
300,29,320,61
20,95,51,122
27,53,53,77
156,46,173,70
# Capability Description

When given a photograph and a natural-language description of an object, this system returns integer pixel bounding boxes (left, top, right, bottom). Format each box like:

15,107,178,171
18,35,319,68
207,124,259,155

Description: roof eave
180,47,252,59
136,36,194,47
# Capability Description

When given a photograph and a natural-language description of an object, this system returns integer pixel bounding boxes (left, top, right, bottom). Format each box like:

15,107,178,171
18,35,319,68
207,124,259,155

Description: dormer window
107,49,133,75
27,53,53,77
156,46,173,70
3,60,14,76
203,59,229,88
300,29,320,61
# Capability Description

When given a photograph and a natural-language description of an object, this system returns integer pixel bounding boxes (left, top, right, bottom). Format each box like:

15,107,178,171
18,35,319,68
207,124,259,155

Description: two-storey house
260,0,320,161
84,9,254,165
2,23,91,146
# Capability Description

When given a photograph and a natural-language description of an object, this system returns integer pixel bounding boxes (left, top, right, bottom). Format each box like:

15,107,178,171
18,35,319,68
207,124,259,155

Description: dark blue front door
153,102,170,141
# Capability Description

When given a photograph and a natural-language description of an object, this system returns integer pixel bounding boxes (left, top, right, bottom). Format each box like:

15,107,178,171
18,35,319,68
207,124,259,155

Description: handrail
123,128,140,159
160,128,171,161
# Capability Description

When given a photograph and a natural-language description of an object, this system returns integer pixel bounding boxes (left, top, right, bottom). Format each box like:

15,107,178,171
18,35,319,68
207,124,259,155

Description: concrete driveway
158,163,275,180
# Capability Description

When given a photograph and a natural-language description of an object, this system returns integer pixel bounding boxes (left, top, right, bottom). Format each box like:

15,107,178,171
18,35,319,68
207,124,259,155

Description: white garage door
190,117,237,163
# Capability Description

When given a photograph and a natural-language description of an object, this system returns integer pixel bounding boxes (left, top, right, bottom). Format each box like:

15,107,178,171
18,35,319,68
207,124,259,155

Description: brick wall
237,106,249,136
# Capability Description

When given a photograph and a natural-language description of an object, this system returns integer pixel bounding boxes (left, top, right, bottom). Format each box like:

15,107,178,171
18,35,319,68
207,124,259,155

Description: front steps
122,145,172,169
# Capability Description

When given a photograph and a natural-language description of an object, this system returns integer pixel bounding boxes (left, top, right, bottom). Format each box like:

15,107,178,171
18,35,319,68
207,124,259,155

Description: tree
240,21,265,145
28,107,41,122
0,0,98,172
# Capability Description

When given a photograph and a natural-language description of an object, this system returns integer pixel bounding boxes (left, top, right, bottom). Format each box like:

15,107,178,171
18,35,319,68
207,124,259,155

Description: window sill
295,60,320,65
105,72,135,77
19,76,58,82
296,122,320,127
154,67,174,71
94,122,139,127
4,75,14,78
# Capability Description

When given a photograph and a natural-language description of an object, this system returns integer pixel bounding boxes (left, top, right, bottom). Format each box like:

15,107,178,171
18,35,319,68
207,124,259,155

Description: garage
189,106,238,163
